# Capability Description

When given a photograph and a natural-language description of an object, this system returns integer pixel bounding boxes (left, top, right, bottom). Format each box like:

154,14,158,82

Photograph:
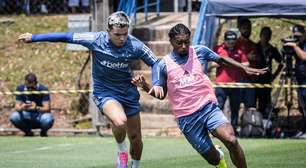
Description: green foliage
218,18,306,48
0,15,90,92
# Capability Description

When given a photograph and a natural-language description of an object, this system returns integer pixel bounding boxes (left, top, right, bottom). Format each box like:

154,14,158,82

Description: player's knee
224,134,238,148
113,117,127,127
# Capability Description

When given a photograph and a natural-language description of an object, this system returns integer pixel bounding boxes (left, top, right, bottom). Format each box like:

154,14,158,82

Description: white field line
8,143,74,154
5,140,112,154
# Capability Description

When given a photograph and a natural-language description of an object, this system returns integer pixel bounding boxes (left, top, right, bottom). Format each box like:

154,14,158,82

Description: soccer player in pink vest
132,24,267,168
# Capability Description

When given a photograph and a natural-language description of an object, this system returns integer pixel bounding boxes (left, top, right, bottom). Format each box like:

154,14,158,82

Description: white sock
117,140,127,152
216,146,224,160
131,159,140,168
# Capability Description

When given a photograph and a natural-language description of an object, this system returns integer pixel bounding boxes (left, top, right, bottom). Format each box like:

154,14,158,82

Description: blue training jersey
32,32,158,98
153,45,220,88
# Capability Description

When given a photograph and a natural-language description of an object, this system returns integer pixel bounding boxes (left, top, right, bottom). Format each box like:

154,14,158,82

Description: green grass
0,137,305,168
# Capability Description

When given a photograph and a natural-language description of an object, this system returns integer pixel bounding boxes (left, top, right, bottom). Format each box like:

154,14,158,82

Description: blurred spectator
68,0,90,13
213,30,249,133
178,0,187,11
286,24,306,138
16,0,30,14
236,17,257,109
255,27,282,119
10,73,54,137
0,0,7,11
40,0,48,14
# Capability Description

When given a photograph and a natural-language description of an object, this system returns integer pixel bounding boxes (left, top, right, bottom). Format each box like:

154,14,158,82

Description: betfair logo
100,60,128,69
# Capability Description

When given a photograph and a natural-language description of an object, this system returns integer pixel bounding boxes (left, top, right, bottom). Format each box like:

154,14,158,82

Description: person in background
10,73,53,137
285,24,306,138
236,17,257,110
213,30,249,134
68,0,89,13
255,27,283,119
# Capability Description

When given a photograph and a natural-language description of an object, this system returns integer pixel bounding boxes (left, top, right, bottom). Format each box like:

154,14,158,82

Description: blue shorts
178,102,229,154
92,88,140,118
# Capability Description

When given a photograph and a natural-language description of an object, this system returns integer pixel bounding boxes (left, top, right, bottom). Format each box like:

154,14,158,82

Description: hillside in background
0,15,90,129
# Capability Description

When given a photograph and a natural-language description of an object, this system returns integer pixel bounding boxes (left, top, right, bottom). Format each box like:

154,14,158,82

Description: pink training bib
164,47,217,118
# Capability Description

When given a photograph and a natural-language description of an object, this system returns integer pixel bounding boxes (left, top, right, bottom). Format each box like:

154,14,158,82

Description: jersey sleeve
72,32,99,49
152,59,167,89
195,45,221,73
31,32,98,50
194,45,220,63
32,32,74,43
130,36,158,66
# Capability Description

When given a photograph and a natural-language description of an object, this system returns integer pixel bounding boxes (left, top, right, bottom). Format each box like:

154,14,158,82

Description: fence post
90,0,113,132
187,0,192,29
144,0,148,22
156,0,160,17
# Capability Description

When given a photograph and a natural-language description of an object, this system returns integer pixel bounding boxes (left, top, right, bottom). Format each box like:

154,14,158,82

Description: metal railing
192,0,208,45
117,0,160,24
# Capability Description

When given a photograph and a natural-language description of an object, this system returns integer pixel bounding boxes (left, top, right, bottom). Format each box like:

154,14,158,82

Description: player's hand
284,42,297,48
244,66,268,76
131,74,146,88
149,86,164,99
18,33,33,43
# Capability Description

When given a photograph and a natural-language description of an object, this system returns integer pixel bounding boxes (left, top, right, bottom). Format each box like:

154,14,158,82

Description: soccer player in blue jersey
18,11,161,168
132,24,267,168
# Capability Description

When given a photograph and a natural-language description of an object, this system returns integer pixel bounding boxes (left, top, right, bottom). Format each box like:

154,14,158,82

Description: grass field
0,136,306,168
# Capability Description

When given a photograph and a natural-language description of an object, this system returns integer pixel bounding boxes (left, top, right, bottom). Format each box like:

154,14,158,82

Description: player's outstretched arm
131,74,166,100
215,56,268,76
18,32,74,43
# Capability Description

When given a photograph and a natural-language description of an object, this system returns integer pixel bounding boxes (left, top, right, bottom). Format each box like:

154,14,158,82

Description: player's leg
206,103,247,168
102,99,127,141
201,145,227,168
211,123,247,168
93,96,128,168
177,103,226,167
126,113,143,168
103,99,129,168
